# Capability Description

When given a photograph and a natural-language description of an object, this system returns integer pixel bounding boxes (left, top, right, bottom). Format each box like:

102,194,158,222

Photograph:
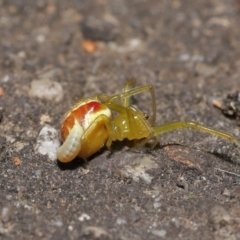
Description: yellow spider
57,79,240,163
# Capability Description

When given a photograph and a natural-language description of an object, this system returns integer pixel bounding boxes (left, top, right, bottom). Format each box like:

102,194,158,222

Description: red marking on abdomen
61,101,104,140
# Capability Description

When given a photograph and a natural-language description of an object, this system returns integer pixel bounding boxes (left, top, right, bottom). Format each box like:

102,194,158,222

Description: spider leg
96,79,137,106
131,135,159,150
153,121,240,148
122,78,136,107
82,114,114,152
109,84,157,126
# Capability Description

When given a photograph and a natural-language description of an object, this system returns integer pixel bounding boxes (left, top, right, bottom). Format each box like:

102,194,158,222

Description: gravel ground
0,0,240,239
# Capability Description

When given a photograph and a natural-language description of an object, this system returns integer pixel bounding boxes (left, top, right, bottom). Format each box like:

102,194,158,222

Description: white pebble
52,220,63,227
153,202,161,209
1,75,10,83
151,229,167,238
35,125,60,161
116,217,126,225
36,34,46,43
1,207,10,222
29,79,64,102
78,213,91,222
68,225,73,231
119,156,158,184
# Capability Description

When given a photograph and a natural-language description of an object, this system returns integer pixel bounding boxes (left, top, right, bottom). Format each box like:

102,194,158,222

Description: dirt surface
1,0,240,239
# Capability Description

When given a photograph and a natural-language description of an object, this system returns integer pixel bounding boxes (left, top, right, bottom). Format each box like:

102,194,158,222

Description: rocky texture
0,0,240,239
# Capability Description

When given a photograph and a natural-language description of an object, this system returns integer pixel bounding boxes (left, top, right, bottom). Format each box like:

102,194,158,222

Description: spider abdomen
58,98,111,162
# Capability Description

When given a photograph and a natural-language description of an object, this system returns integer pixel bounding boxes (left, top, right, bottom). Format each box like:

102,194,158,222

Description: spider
57,79,240,163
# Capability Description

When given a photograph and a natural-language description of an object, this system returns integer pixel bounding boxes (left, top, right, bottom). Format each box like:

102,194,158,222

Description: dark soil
0,0,240,239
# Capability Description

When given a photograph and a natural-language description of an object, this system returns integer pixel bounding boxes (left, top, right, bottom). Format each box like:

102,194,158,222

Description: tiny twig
214,167,240,177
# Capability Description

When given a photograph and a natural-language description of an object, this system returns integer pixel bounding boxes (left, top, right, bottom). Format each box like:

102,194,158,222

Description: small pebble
118,156,158,184
81,16,120,42
1,207,10,222
178,54,204,62
29,79,63,102
116,217,127,225
1,75,10,83
13,157,21,166
78,213,91,221
83,226,109,238
153,201,161,209
0,87,4,97
52,220,63,227
68,225,73,231
40,114,52,125
13,141,28,151
35,125,60,161
82,40,98,53
151,229,167,238
36,34,46,43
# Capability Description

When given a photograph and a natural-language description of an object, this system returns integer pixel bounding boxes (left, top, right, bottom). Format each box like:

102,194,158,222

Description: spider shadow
57,141,240,170
208,151,240,165
156,142,240,166
57,148,106,170
105,139,149,158
57,157,87,170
